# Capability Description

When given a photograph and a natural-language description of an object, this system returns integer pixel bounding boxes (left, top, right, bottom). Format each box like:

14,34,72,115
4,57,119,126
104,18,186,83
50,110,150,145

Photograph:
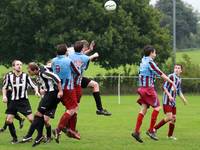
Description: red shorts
74,85,82,103
163,105,176,115
61,88,78,110
137,87,160,108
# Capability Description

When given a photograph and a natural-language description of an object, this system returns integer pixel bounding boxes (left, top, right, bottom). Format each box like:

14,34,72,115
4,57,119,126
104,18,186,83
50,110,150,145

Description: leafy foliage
0,0,171,68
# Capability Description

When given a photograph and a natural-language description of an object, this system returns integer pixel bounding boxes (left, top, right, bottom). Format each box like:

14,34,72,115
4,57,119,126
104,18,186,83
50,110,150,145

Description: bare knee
44,115,50,126
88,80,99,92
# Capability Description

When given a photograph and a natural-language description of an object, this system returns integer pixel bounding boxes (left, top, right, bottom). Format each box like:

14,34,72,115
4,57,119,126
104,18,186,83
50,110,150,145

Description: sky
150,0,200,12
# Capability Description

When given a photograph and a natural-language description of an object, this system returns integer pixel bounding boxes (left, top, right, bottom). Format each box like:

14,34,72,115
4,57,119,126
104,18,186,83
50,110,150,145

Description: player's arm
163,75,174,101
179,92,187,105
83,41,95,55
42,71,63,98
89,52,99,61
27,75,40,97
2,74,9,103
149,61,176,91
177,81,188,105
163,86,174,101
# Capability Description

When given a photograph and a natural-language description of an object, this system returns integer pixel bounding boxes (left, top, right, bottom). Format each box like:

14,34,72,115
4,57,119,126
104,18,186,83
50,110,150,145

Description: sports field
0,95,199,150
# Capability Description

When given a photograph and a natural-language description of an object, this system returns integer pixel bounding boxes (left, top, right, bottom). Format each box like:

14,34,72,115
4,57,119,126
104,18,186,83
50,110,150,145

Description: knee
6,118,13,124
44,116,50,126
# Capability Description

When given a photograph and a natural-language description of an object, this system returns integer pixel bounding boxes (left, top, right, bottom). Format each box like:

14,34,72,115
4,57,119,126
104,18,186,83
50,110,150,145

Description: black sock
46,125,51,138
93,92,103,110
8,123,17,139
26,116,40,137
3,121,7,130
36,116,44,138
14,113,22,121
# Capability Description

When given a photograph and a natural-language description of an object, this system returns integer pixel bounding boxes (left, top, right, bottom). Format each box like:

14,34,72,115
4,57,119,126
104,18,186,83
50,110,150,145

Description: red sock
149,110,159,132
58,112,71,132
69,113,77,131
168,123,175,137
134,113,144,134
154,119,167,130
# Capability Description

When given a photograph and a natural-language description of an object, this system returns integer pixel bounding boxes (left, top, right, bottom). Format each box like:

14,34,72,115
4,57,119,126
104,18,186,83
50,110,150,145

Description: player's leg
44,115,52,143
67,85,81,135
0,118,8,132
83,77,111,116
6,114,18,144
6,100,18,144
154,105,174,131
53,89,79,143
146,105,161,141
168,108,176,140
132,104,148,143
14,112,25,129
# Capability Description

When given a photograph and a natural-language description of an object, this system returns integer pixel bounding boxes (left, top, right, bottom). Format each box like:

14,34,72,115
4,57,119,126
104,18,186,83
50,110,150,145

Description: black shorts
81,77,91,88
44,105,58,119
6,98,32,116
38,91,60,117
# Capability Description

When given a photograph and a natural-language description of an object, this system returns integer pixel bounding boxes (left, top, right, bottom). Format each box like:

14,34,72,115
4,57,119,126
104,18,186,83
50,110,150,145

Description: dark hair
28,62,39,71
56,44,67,55
175,64,183,70
74,41,83,52
143,45,155,56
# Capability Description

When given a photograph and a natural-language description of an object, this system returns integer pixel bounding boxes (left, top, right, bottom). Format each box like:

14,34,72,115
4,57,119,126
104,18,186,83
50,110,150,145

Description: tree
155,0,199,49
0,0,171,69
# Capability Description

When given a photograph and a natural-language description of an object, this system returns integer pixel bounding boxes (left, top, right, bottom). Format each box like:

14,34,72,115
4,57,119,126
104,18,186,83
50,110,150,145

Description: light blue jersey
139,56,162,87
69,52,90,85
52,55,80,90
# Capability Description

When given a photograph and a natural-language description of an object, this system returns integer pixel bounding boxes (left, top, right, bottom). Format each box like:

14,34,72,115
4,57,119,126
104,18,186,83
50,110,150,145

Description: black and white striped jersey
3,72,37,100
37,66,61,92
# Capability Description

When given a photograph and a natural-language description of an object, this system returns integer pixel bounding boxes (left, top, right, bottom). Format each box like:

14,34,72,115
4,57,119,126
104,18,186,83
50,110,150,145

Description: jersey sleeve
41,70,61,84
177,79,182,95
149,61,163,77
2,73,10,89
27,75,37,89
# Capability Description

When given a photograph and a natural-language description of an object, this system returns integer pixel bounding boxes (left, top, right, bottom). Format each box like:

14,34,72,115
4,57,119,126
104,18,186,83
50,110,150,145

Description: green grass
0,95,199,150
176,49,200,65
0,49,200,78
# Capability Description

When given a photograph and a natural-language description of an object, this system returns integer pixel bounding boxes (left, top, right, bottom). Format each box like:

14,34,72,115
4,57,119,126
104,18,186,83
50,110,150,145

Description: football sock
8,123,17,139
93,92,103,111
149,110,159,132
168,123,175,137
134,113,144,134
154,119,167,130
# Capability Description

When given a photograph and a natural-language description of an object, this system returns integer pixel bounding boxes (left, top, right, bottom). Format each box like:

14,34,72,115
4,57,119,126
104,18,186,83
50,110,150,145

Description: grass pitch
0,95,199,150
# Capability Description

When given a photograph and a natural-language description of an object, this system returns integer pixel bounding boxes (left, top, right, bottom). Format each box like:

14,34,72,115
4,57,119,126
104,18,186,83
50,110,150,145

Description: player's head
143,45,156,59
46,60,52,68
80,39,89,52
174,64,183,76
28,62,39,76
56,44,67,55
12,60,22,72
74,41,84,52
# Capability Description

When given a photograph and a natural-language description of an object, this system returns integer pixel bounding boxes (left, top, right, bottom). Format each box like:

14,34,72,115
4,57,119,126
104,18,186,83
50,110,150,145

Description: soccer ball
104,0,117,11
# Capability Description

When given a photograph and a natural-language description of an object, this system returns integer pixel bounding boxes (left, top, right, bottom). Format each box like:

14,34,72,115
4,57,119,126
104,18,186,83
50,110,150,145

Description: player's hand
57,90,63,99
89,40,95,51
93,52,99,58
171,82,176,92
169,95,174,101
40,89,46,96
2,96,8,103
35,91,41,97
